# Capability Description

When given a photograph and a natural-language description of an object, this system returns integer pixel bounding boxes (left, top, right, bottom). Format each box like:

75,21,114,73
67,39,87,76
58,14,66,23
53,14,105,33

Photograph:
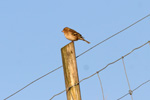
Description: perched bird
62,27,90,44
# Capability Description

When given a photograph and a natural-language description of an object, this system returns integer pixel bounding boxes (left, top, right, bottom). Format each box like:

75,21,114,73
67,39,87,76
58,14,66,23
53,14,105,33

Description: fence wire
117,80,150,100
4,13,150,100
50,41,149,100
122,57,133,100
97,72,105,100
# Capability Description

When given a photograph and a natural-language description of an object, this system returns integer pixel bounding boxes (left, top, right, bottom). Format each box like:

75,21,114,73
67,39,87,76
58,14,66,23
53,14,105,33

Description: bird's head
62,27,69,33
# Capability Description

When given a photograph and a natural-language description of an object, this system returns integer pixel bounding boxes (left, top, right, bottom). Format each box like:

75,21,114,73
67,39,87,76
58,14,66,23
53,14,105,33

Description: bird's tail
78,36,90,44
83,39,90,44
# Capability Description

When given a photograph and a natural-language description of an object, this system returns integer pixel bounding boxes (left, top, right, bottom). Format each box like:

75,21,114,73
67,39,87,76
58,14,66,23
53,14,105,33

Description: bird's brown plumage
62,27,90,44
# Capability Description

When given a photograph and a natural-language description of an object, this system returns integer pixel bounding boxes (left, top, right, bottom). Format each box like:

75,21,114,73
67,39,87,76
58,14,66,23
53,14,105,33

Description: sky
0,0,150,100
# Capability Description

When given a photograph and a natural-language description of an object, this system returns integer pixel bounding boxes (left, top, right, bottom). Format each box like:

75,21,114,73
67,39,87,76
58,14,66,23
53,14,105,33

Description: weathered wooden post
61,42,81,100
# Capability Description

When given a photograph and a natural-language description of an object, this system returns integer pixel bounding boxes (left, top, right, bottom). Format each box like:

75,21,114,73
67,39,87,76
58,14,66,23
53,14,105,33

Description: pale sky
0,0,150,100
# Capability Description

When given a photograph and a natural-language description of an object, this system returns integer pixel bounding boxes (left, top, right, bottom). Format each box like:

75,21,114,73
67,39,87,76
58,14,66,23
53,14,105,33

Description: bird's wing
70,29,79,36
70,28,84,40
77,33,84,39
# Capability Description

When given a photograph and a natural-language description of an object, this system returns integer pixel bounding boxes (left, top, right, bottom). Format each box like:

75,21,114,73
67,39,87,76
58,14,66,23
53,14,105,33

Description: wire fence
97,72,105,100
117,80,150,100
50,41,150,100
121,57,133,100
4,13,150,100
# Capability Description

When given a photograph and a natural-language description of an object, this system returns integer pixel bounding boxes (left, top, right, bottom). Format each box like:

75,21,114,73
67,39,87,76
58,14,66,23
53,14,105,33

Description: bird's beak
61,30,63,32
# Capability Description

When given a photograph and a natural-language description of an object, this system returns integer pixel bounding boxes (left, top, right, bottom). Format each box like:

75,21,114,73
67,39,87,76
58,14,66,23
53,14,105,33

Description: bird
62,27,90,44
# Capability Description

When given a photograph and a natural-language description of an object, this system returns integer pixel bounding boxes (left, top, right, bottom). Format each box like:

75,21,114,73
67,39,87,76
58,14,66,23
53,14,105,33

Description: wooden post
61,42,81,100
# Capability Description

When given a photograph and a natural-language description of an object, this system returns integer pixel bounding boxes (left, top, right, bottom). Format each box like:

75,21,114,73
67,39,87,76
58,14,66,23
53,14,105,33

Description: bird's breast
64,33,78,41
